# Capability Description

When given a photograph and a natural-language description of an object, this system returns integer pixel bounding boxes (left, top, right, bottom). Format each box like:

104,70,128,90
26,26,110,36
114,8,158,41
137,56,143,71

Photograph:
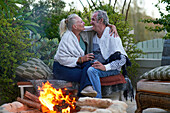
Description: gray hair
59,14,78,37
94,10,109,25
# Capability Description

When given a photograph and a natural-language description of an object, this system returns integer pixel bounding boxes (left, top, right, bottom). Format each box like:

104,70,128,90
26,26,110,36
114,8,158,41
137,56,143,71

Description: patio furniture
135,79,170,113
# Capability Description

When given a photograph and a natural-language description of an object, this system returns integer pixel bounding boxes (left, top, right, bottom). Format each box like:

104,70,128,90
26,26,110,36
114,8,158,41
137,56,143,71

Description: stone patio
125,100,170,113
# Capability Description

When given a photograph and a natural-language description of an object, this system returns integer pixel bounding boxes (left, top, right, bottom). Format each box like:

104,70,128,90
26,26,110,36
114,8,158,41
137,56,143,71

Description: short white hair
94,10,109,25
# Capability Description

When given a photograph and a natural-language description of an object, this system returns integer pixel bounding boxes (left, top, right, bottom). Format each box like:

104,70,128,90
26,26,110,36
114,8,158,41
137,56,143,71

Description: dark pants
53,61,92,97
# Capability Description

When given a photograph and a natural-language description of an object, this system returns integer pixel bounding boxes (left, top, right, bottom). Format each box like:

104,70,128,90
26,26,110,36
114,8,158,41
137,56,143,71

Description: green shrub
30,34,59,69
0,17,34,104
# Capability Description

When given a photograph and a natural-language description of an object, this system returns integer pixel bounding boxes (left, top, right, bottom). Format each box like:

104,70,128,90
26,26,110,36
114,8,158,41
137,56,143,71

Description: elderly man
80,10,130,98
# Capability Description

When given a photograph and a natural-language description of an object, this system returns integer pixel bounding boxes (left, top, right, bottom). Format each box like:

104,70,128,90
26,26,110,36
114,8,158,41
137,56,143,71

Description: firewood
75,105,81,112
58,88,77,96
17,97,41,110
46,111,56,113
24,91,40,103
67,89,78,96
20,109,43,113
69,95,79,101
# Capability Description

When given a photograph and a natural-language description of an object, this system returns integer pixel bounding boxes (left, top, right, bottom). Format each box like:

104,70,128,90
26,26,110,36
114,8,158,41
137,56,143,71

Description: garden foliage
0,17,34,103
141,0,170,39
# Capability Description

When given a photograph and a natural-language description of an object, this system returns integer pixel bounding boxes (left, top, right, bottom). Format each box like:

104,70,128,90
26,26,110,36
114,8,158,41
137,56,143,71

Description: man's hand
92,61,106,71
108,24,119,37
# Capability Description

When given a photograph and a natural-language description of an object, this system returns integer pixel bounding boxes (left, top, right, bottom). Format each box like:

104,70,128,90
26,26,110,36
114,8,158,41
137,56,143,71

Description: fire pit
0,81,128,113
38,81,78,113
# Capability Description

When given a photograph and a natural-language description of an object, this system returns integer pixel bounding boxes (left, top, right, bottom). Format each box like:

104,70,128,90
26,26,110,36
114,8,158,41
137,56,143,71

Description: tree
0,0,40,34
25,0,66,39
141,0,170,39
126,0,165,41
0,0,26,18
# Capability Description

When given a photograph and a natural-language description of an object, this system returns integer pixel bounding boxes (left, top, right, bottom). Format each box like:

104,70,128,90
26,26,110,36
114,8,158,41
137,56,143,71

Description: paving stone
110,90,170,113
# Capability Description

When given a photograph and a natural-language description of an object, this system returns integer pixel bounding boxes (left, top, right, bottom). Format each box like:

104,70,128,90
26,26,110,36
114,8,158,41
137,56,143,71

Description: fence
136,38,164,59
134,39,164,85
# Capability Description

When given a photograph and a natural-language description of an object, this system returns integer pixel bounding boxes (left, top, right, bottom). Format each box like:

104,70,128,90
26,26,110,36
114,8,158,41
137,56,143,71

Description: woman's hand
107,24,119,37
81,53,94,62
92,61,106,71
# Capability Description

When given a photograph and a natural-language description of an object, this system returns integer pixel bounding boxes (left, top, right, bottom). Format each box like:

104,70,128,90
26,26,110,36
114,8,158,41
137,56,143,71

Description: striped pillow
140,65,170,80
16,58,53,80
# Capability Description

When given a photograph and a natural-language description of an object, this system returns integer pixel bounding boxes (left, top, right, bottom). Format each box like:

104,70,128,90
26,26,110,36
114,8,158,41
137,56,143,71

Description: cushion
137,79,170,95
16,58,53,80
140,65,170,80
100,74,126,86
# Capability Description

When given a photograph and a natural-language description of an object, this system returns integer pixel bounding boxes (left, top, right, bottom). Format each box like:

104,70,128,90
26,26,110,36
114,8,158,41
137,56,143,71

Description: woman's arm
84,25,119,37
84,26,93,31
107,24,119,37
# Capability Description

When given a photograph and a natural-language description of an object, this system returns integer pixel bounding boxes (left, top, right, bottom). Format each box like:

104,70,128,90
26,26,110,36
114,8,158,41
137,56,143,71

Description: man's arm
104,54,126,71
92,54,126,71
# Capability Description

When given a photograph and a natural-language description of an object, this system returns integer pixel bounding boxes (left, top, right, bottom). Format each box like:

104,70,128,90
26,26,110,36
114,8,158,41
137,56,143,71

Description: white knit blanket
96,27,127,60
54,30,84,67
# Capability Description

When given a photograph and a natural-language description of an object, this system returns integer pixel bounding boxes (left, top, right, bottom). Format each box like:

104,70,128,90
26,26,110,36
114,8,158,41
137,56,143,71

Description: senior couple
53,10,129,98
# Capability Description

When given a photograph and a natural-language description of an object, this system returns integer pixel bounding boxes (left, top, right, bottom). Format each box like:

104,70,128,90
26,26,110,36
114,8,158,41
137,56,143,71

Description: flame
38,81,76,113
62,106,70,113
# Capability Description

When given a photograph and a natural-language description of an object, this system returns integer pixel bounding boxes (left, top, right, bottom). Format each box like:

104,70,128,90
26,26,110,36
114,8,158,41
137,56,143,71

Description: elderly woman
53,14,97,97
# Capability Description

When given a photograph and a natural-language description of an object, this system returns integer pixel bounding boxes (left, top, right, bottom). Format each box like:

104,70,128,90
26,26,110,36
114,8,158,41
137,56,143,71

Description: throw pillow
140,65,170,80
16,58,53,80
100,74,126,86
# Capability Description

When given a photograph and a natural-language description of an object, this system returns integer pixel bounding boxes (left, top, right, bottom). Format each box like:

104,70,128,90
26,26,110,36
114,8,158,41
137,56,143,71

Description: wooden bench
17,82,34,99
17,74,126,99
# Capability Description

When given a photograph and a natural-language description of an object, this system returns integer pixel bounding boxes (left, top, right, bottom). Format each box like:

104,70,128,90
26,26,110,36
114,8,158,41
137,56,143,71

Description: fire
38,81,76,113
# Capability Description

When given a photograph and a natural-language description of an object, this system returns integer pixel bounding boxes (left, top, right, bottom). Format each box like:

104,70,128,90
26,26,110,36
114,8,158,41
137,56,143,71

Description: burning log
16,86,79,113
41,105,51,113
17,97,41,110
19,109,43,113
38,81,80,113
24,91,40,103
59,88,78,97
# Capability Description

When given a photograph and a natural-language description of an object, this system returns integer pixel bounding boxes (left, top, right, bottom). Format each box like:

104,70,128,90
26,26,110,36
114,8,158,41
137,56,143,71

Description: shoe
81,86,97,97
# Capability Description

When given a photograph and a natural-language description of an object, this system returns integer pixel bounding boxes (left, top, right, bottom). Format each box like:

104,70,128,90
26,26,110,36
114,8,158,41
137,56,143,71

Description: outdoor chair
135,65,170,113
